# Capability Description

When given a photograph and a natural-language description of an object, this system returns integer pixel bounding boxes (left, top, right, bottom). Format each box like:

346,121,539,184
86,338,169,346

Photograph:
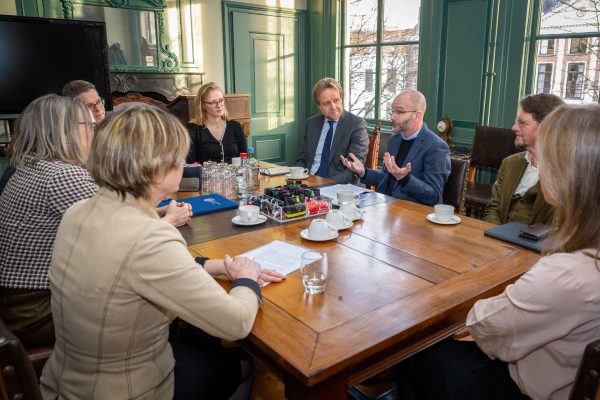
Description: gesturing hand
383,152,411,181
339,153,366,177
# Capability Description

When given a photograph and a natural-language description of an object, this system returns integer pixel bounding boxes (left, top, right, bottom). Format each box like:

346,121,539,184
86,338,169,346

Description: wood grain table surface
183,180,541,398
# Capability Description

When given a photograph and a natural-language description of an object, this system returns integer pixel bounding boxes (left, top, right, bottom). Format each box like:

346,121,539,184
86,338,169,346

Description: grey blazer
295,110,368,183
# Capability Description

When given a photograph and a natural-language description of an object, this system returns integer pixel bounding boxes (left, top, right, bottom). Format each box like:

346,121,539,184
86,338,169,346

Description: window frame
565,61,586,99
535,62,554,94
526,0,600,104
339,0,421,125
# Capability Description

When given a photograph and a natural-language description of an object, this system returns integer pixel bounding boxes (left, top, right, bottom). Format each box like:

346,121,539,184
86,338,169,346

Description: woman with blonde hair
396,104,600,400
0,94,97,346
40,106,283,399
186,82,247,163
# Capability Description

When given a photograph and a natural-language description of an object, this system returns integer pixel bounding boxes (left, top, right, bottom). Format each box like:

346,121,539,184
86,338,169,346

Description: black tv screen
0,14,111,118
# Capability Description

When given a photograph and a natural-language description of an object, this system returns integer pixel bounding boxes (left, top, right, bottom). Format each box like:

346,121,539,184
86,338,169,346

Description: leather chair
0,319,43,399
443,158,470,213
364,122,381,190
365,122,381,170
464,125,519,216
569,339,600,400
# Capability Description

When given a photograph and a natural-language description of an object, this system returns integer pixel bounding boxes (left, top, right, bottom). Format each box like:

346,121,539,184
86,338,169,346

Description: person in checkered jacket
0,95,192,347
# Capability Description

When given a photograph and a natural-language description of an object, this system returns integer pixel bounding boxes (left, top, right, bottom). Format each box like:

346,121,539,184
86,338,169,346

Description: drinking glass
300,251,328,294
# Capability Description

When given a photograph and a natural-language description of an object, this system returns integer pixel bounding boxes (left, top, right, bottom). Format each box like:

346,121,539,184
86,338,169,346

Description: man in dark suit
295,78,368,184
341,90,450,206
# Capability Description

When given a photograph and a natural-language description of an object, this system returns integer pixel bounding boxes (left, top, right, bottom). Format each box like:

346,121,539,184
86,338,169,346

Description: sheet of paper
318,183,373,200
241,240,311,284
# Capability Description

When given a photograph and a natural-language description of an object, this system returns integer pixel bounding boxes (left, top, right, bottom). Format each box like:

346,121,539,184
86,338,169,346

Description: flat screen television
0,14,112,119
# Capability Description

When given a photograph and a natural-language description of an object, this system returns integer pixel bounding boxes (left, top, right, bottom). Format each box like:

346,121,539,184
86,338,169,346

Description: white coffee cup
239,205,260,223
325,209,352,230
290,166,309,178
434,204,454,222
339,202,363,220
337,190,360,204
307,219,337,240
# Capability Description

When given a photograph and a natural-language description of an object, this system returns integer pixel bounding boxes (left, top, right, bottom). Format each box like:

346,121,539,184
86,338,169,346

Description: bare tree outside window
535,0,600,103
343,0,421,120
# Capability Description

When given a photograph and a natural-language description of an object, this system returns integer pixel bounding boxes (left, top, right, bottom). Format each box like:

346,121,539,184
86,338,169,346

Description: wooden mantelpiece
168,94,251,137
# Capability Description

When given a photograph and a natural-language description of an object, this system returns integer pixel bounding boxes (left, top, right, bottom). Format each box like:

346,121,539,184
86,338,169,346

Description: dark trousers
0,288,55,347
396,340,530,400
169,319,253,400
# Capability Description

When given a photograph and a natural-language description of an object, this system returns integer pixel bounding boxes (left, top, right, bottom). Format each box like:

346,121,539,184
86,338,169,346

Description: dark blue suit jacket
361,123,450,206
295,110,368,184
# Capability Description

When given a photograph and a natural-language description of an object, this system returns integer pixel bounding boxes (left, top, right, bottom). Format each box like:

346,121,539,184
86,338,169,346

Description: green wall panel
253,134,286,163
443,1,487,122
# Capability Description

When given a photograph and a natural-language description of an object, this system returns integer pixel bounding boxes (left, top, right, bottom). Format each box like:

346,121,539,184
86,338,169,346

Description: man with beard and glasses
341,90,450,206
483,93,563,225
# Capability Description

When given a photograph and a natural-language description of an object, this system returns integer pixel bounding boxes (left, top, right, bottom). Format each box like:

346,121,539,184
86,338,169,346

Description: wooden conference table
178,173,541,399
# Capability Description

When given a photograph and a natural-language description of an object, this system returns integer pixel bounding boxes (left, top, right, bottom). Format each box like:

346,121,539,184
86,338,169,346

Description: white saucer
232,214,268,226
426,213,461,225
332,198,360,207
285,173,310,180
300,229,339,241
329,220,353,230
349,212,363,222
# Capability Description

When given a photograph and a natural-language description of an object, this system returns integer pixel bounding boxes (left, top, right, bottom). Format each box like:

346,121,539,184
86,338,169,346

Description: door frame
222,1,308,143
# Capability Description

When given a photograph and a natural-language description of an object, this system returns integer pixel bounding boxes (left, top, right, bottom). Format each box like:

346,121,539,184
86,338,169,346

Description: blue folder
157,194,238,217
484,222,544,253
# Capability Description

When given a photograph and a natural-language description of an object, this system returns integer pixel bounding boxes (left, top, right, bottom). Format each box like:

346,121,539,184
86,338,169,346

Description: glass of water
300,251,328,294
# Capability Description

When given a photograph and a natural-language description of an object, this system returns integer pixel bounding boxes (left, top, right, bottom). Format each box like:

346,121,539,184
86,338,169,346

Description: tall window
532,0,600,103
539,39,555,55
536,63,553,93
341,0,421,121
566,62,585,99
569,38,588,54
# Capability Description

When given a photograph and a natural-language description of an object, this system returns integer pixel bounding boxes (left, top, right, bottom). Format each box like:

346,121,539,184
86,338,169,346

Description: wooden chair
569,339,600,400
0,318,43,399
464,125,519,216
112,91,169,111
443,158,470,214
365,122,381,170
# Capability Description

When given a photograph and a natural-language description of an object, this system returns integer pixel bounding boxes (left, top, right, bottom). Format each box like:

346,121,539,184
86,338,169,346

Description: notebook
157,194,238,217
260,166,291,176
484,222,544,253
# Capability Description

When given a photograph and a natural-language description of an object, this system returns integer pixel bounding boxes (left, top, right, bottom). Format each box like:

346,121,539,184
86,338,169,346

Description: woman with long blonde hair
186,82,247,163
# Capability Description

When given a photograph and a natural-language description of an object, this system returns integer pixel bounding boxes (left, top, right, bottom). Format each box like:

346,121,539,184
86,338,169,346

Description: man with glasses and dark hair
341,90,450,206
484,93,564,225
62,80,106,123
295,77,369,184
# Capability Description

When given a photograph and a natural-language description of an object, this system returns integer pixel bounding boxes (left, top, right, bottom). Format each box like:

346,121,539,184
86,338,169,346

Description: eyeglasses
514,118,536,128
79,121,97,130
203,99,225,107
86,98,105,110
389,109,418,117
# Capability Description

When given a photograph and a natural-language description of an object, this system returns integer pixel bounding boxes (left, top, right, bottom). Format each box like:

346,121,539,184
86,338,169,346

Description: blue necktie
316,120,335,177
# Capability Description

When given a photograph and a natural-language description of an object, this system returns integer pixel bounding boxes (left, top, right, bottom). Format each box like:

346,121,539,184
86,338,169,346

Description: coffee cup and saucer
331,190,360,206
300,219,339,241
339,202,363,221
286,167,310,180
232,205,268,226
325,209,353,230
426,204,461,225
